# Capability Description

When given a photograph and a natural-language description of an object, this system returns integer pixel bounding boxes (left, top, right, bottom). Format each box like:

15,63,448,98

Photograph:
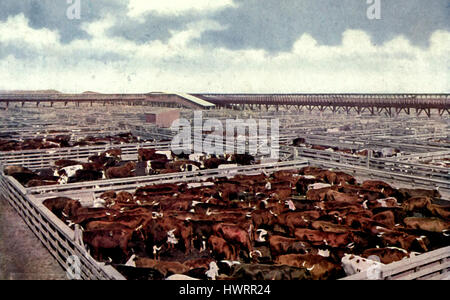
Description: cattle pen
1,151,449,280
0,100,449,281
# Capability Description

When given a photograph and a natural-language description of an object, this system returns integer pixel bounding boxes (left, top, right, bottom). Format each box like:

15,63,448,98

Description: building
145,109,180,128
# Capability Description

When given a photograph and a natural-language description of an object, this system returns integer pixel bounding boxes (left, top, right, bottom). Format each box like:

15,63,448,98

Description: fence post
367,150,373,169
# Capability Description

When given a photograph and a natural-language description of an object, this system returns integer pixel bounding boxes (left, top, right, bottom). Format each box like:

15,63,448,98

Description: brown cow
402,197,432,212
372,210,396,228
311,221,352,234
251,209,277,228
134,257,190,277
334,172,356,185
106,162,136,179
26,179,58,187
403,217,450,233
398,188,441,201
54,159,81,168
213,223,253,258
43,197,80,220
275,254,343,280
296,176,320,195
426,204,450,219
306,186,334,201
325,190,360,203
362,248,412,264
362,180,396,196
268,235,315,257
278,211,321,234
138,148,156,161
83,228,133,261
209,235,236,261
294,228,352,248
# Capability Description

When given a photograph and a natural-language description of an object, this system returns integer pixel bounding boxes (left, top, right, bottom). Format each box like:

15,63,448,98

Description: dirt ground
0,197,66,280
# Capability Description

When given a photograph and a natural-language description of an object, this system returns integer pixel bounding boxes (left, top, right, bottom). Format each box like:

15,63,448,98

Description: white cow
166,274,200,280
308,183,332,190
341,254,384,278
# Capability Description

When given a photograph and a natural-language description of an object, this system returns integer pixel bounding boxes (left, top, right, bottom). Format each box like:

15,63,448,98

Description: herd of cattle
0,133,141,151
41,167,450,280
292,138,401,158
3,148,256,187
422,158,450,169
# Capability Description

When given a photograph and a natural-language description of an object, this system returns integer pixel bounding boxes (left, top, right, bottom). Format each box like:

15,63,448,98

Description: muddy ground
0,197,66,280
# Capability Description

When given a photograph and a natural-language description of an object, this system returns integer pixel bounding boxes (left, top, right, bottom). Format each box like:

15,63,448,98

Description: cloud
199,0,450,52
0,0,126,43
0,10,448,93
127,0,236,17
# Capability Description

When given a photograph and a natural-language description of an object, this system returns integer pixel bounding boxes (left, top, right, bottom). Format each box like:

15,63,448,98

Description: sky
0,0,448,93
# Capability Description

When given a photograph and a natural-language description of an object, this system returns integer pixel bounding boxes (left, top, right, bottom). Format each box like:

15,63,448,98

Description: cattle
68,169,104,183
69,207,118,227
372,228,430,252
363,197,400,210
402,197,432,212
296,176,320,195
54,159,81,168
311,221,353,234
403,217,450,233
167,160,201,172
3,165,38,185
293,138,306,146
209,235,236,261
138,148,168,162
142,217,193,255
372,211,396,228
311,145,327,151
325,190,360,203
278,211,321,234
341,254,384,277
251,210,277,229
334,172,356,185
83,228,134,262
199,157,224,169
26,179,58,187
268,235,315,257
398,188,441,201
426,204,450,219
43,197,81,220
231,154,255,166
230,264,312,280
134,257,190,277
361,181,399,198
294,228,353,248
106,162,136,179
135,184,181,198
361,247,414,264
213,223,253,260
275,254,343,280
306,186,334,201
89,149,122,168
38,165,449,280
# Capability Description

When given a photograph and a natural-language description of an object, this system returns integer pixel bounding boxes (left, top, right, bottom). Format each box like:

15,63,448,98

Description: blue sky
0,0,448,93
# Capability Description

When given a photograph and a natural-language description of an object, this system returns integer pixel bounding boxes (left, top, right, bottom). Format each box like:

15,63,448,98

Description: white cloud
0,14,60,49
127,0,236,17
0,14,448,94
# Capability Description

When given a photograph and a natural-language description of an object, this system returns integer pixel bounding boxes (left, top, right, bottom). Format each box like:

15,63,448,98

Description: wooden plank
341,247,450,280
1,173,125,280
393,261,450,280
